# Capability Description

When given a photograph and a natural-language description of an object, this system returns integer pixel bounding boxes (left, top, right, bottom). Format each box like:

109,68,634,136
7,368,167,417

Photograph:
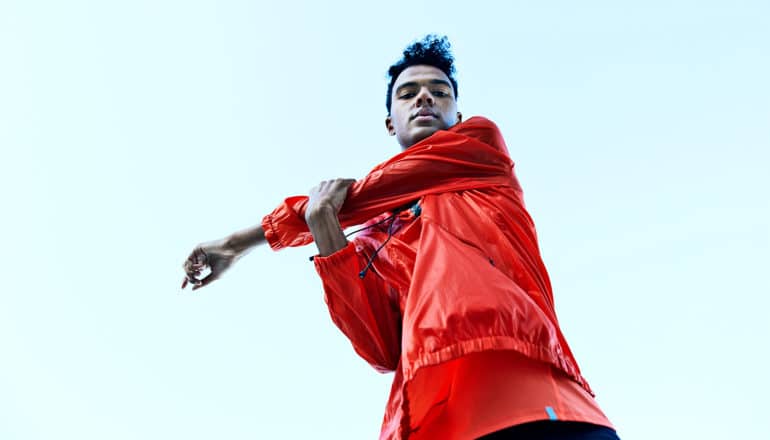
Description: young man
182,36,620,440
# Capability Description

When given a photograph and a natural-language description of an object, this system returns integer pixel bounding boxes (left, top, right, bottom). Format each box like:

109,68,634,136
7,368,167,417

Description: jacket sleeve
313,240,402,373
262,118,516,250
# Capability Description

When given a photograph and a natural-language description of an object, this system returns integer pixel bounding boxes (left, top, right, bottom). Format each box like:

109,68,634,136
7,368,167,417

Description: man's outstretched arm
181,224,266,290
180,178,355,289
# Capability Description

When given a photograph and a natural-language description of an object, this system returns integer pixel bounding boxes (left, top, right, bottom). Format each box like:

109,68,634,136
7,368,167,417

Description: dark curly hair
386,35,458,115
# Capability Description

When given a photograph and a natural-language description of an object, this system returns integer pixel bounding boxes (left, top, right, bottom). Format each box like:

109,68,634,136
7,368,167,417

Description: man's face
386,65,461,149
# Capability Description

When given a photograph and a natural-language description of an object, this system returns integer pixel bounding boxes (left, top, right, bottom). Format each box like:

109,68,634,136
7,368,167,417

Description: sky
1,1,769,439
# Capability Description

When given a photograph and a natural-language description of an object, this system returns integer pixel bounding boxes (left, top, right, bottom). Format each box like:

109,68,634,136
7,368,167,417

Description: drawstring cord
357,200,420,278
358,214,397,279
308,200,420,280
344,212,397,238
307,212,396,263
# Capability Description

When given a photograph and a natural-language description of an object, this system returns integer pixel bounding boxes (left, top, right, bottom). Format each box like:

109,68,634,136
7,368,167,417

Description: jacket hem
390,337,595,440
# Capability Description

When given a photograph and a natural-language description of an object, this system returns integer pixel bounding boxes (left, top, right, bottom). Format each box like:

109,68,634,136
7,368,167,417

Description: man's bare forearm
224,224,266,254
306,204,348,257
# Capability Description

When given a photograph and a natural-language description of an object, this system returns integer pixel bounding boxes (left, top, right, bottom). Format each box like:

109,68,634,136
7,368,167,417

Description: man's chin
410,126,442,142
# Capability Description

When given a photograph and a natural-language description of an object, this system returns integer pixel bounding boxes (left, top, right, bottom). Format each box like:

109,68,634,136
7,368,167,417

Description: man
182,36,620,440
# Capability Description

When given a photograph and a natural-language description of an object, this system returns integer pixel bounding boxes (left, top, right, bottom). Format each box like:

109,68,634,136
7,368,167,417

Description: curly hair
386,35,458,115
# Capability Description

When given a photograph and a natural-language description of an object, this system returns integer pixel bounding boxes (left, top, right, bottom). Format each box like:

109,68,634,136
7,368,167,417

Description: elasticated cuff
312,241,357,275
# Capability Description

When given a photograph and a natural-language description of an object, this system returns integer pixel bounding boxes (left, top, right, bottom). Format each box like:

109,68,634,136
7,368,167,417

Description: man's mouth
411,109,437,120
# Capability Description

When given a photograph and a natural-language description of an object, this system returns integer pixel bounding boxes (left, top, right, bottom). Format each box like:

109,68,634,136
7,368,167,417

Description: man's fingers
181,276,201,290
182,243,216,290
193,248,209,265
183,266,202,280
182,248,207,268
182,246,211,290
182,259,202,273
339,179,357,195
191,273,219,291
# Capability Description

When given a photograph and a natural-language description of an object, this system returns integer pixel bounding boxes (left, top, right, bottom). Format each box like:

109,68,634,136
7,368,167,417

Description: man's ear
456,112,463,123
385,116,396,136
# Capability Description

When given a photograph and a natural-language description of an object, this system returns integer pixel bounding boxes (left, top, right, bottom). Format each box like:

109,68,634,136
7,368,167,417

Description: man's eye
432,90,448,97
399,93,416,99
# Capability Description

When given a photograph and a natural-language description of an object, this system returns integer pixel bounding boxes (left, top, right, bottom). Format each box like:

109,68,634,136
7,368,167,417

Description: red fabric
263,117,596,439
407,350,613,440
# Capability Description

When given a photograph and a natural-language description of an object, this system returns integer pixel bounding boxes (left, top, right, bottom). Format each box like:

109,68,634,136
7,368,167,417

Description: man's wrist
305,204,347,257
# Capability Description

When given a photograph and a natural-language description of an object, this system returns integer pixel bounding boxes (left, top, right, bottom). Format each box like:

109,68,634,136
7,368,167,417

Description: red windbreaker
262,117,592,439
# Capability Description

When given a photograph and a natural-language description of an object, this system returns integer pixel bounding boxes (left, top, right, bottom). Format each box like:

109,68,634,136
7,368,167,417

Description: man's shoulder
449,115,499,132
449,116,509,156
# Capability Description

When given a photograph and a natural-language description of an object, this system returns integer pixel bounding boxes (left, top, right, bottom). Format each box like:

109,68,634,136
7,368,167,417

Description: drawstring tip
357,212,398,280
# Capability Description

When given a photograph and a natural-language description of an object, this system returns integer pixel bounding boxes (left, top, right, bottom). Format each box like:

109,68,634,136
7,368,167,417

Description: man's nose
416,87,434,106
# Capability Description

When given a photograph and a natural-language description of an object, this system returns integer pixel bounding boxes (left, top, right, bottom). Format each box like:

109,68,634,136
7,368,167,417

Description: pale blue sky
1,1,768,439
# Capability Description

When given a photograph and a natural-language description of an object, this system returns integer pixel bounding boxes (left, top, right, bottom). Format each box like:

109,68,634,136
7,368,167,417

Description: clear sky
1,1,768,439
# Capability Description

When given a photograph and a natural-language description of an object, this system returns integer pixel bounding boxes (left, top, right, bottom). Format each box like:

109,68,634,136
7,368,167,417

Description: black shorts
477,421,620,440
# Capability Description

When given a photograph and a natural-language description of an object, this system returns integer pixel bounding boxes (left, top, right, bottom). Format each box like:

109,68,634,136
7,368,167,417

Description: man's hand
305,178,356,257
305,178,357,222
181,238,243,291
181,225,266,291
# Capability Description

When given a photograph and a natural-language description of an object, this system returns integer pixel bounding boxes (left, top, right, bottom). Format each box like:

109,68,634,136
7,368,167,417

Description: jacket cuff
313,241,358,275
261,213,285,251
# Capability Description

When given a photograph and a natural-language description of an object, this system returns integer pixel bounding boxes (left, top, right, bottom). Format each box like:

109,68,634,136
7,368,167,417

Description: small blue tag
545,406,558,420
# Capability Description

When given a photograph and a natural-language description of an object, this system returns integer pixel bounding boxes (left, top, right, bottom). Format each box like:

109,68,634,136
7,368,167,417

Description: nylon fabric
262,117,593,439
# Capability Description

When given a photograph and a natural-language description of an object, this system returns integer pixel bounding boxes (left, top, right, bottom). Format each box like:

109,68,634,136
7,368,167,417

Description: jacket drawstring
309,201,419,279
357,200,421,279
307,213,396,264
358,214,397,279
